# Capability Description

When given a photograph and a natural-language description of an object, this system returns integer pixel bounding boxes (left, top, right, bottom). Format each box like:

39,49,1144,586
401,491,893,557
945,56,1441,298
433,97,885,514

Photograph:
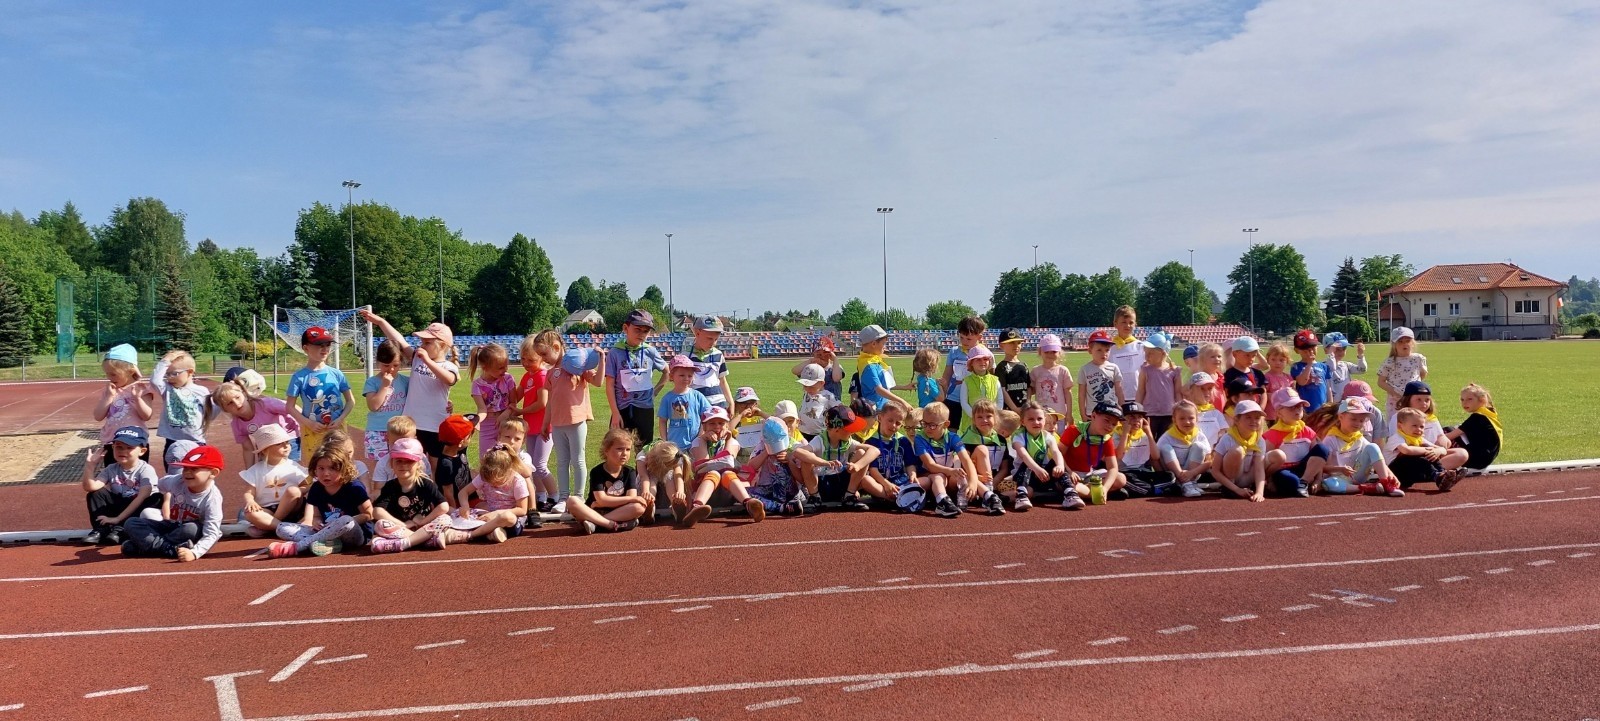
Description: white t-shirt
402,354,460,431
1380,432,1428,465
1120,432,1152,468
1079,361,1123,410
1107,341,1144,402
1156,431,1211,471
240,459,308,507
1197,408,1230,446
806,434,864,465
1213,431,1265,476
799,390,837,436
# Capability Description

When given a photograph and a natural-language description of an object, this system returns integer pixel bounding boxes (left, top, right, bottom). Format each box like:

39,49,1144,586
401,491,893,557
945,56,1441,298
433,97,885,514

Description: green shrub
1321,315,1376,343
1449,321,1471,341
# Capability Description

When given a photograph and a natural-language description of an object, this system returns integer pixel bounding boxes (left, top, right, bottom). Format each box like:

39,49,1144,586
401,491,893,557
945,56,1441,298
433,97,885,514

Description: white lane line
508,627,555,636
22,542,1600,641
842,679,895,692
1390,585,1423,592
593,616,637,625
414,639,466,650
1235,531,1261,537
1012,649,1057,659
23,495,1598,585
1047,556,1078,561
993,563,1025,569
1221,614,1259,623
1088,636,1128,646
1353,517,1377,521
247,584,294,606
0,703,21,711
877,577,912,584
746,697,802,711
1278,526,1300,531
203,670,261,721
937,570,970,576
1570,553,1595,559
1146,542,1175,548
1486,498,1506,503
1484,568,1512,575
270,647,323,683
746,594,784,602
1158,625,1197,634
1438,576,1470,583
1517,494,1537,498
1547,490,1565,494
671,605,713,613
1282,604,1319,612
1575,487,1592,491
1316,521,1340,526
1527,560,1556,567
220,623,1600,721
83,686,148,698
313,654,366,666
1192,537,1219,542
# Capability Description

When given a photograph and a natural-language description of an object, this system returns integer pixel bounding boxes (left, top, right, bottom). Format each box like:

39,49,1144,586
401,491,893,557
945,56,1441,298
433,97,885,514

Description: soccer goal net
270,305,374,376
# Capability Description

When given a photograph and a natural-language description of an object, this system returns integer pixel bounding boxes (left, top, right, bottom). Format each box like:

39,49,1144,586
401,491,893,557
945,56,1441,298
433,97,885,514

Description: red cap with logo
439,414,476,446
301,326,334,346
173,445,226,470
1087,330,1113,345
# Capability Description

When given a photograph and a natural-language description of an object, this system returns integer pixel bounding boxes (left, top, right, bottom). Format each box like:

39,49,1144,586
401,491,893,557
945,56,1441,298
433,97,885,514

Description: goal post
269,305,375,380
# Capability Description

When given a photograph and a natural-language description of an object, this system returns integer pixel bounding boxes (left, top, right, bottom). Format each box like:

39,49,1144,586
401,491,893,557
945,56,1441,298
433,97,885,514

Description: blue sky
3,0,1599,319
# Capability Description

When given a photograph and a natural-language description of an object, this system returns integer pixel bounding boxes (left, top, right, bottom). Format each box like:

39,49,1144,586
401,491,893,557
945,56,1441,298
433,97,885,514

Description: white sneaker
553,501,567,514
1181,481,1203,498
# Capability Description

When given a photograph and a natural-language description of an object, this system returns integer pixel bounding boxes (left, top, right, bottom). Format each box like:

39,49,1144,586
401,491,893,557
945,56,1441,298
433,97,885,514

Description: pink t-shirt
230,396,301,446
99,385,144,444
545,367,597,428
1263,371,1293,415
1029,365,1074,416
517,368,549,431
472,374,516,413
470,473,529,512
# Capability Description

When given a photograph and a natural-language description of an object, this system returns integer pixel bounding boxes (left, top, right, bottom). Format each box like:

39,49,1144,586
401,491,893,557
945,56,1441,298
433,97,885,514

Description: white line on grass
414,640,466,650
18,542,1599,641
213,623,1600,721
270,647,322,682
17,495,1596,585
83,686,147,698
248,584,294,606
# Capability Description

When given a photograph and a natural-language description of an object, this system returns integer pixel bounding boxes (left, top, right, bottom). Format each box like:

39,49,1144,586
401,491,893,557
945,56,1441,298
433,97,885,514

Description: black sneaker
935,496,962,518
606,520,638,533
983,492,1005,516
782,501,801,516
120,540,138,556
83,530,102,545
842,492,869,511
525,516,544,529
104,528,124,546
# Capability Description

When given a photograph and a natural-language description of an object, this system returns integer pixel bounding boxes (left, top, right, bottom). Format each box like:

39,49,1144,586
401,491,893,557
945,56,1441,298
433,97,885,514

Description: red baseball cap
1293,329,1320,349
1087,330,1113,345
301,326,334,346
438,414,475,446
173,444,226,470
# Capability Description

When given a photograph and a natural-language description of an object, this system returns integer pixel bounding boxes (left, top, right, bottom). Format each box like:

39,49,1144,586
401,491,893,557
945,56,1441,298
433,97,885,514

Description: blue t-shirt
361,373,410,432
1291,360,1330,410
944,346,970,397
866,433,918,483
915,374,940,407
287,366,351,426
914,431,966,468
605,342,668,410
859,362,892,410
657,389,711,450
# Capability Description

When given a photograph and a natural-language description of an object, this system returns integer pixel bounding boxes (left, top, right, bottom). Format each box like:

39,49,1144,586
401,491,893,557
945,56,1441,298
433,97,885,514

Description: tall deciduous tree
564,276,596,312
154,255,200,351
877,308,922,330
1136,261,1211,326
1359,254,1414,301
0,210,82,354
478,233,564,333
1222,244,1322,333
829,298,876,331
94,197,187,282
1324,257,1365,318
988,263,1060,328
925,300,978,330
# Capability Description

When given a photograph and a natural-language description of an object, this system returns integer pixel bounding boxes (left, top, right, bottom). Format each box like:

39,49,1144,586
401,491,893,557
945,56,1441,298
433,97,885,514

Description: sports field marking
269,647,322,683
1353,517,1377,521
993,563,1025,569
1527,560,1556,566
1012,649,1057,659
937,570,970,576
1484,568,1512,574
1548,490,1566,494
1235,531,1261,537
1088,636,1128,646
1158,625,1197,634
1281,604,1319,612
1100,549,1140,558
593,616,636,625
1146,542,1175,548
1192,537,1219,542
841,680,895,692
746,697,802,711
248,584,294,606
1277,526,1300,531
877,577,912,584
313,654,366,666
1390,585,1423,592
1438,576,1470,583
1570,553,1594,559
507,627,555,636
671,605,712,613
1220,614,1258,623
83,686,147,698
1518,494,1538,498
414,640,466,650
16,394,95,434
1316,521,1340,525
1046,556,1077,561
1486,498,1507,503
13,495,1595,585
211,621,1600,721
1575,487,1592,491
0,703,22,711
12,542,1597,641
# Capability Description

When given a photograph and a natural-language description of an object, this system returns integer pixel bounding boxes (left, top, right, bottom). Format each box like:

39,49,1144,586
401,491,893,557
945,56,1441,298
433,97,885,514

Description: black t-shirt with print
433,452,471,497
996,359,1031,408
375,477,447,523
587,464,639,506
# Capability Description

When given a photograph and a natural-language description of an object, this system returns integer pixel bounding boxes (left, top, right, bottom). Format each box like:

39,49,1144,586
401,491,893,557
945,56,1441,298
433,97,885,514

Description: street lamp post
342,180,360,308
438,228,445,322
1032,244,1040,327
665,234,674,322
1242,228,1259,332
1187,248,1196,325
877,208,893,319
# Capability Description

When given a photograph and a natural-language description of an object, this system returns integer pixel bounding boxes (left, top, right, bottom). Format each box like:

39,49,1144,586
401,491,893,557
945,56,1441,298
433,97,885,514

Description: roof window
1451,277,1462,283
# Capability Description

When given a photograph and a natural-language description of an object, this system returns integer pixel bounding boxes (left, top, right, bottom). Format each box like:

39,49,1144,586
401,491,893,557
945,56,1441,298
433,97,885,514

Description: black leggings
85,488,164,532
1390,454,1441,488
943,400,964,431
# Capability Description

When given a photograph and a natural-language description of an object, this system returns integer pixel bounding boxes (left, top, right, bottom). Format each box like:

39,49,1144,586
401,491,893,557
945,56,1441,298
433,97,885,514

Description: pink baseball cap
1039,333,1063,353
1232,400,1264,416
966,344,994,361
389,437,426,462
1342,380,1376,401
1271,387,1309,409
668,354,696,371
414,322,454,347
701,407,730,423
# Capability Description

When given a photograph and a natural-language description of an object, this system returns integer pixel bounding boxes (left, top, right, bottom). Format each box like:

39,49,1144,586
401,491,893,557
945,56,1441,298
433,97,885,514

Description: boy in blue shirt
286,326,354,454
606,309,668,444
686,315,735,410
863,403,924,512
1290,329,1331,409
658,355,710,450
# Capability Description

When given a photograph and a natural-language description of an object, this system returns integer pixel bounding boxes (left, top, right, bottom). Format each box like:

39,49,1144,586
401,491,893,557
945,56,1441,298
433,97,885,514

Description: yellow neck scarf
1477,408,1504,441
1112,334,1138,348
1270,420,1306,439
1425,411,1439,425
1196,402,1216,413
856,351,887,372
1327,425,1364,452
1126,427,1146,443
1165,424,1199,446
1227,426,1261,452
1397,428,1426,447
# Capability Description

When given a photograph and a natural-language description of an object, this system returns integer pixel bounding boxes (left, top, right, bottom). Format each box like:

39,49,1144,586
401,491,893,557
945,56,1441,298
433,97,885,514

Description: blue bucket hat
1141,332,1173,352
105,344,138,365
895,485,926,513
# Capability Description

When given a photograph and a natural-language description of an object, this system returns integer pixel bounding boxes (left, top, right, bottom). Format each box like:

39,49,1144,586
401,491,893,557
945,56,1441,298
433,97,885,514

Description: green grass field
297,340,1596,466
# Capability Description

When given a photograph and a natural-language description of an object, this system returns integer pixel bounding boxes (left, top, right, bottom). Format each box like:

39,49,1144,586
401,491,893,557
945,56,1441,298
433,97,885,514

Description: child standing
362,311,459,461
469,343,517,460
369,437,450,553
1376,327,1427,419
1107,305,1144,402
937,316,987,430
1029,334,1074,433
567,429,649,534
1008,403,1066,512
268,443,373,557
1157,401,1211,498
906,348,943,410
682,408,765,525
855,325,909,415
543,339,603,508
1445,383,1502,470
687,316,735,410
147,350,213,472
122,444,226,562
362,339,409,479
995,329,1031,413
958,345,1000,432
93,344,151,464
1077,331,1125,420
1290,330,1331,411
1222,337,1267,397
454,445,533,543
80,426,161,545
1322,332,1368,402
1193,342,1229,411
238,424,308,538
792,336,846,400
1261,343,1294,417
659,354,711,451
1135,332,1182,438
283,327,354,460
797,363,839,440
513,333,555,512
215,382,301,471
604,309,667,444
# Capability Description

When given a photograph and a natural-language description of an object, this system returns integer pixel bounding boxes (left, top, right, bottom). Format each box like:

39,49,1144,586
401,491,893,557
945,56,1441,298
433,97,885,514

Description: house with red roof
1379,263,1567,340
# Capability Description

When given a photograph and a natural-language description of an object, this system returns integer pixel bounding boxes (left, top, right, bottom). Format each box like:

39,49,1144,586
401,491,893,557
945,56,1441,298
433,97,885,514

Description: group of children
85,304,1506,561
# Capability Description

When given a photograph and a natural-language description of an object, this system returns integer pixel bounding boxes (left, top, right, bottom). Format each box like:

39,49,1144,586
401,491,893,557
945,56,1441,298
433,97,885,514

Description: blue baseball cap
561,348,601,375
112,426,149,447
761,417,793,454
105,344,138,365
1141,332,1172,352
1230,336,1260,353
1182,344,1200,360
895,485,926,512
1322,332,1349,349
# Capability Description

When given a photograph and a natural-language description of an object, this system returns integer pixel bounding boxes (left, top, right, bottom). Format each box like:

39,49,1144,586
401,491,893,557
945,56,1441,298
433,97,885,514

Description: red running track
1,470,1598,720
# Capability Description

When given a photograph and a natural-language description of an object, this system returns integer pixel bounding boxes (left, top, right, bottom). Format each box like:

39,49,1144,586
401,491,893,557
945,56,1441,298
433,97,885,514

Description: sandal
680,502,712,528
744,497,766,523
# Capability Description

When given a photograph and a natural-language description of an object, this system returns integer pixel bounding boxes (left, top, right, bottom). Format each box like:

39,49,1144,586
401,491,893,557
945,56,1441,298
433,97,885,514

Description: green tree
1222,244,1322,333
1358,254,1414,301
36,201,97,271
829,298,877,331
0,210,83,354
565,276,597,312
989,263,1060,328
1136,262,1210,326
94,197,187,282
285,243,320,309
924,300,977,330
641,284,665,307
0,262,31,366
478,233,564,334
154,255,200,351
1324,256,1365,319
1322,315,1376,343
877,308,922,330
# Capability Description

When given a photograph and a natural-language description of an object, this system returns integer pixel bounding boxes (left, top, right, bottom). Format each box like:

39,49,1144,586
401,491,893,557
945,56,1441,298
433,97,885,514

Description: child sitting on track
1263,388,1324,496
80,426,161,546
1187,372,1229,445
1157,401,1210,498
238,424,309,538
122,444,226,562
1058,402,1128,508
567,429,649,534
792,405,880,512
433,414,476,501
960,399,1008,494
369,438,450,553
639,441,691,524
1117,402,1172,497
456,444,534,543
1318,398,1402,497
745,418,808,516
1008,402,1067,512
268,443,373,557
682,407,765,526
1444,383,1501,471
915,402,985,518
1399,382,1458,449
864,403,923,511
1383,407,1467,492
1211,400,1272,502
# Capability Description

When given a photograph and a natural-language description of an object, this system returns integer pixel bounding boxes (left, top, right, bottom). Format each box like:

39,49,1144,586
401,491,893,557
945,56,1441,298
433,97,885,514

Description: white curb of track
3,459,1598,546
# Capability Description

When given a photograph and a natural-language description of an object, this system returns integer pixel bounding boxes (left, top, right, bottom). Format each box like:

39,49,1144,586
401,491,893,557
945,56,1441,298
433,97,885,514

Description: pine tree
0,263,32,367
287,243,320,308
1325,256,1364,318
154,255,200,351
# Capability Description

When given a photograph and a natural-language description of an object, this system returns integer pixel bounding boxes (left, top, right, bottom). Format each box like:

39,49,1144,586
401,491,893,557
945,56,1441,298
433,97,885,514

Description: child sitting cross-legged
1383,407,1468,492
567,429,648,535
454,444,534,543
238,424,309,538
1116,402,1174,498
1263,388,1323,496
81,426,162,546
791,405,880,512
267,443,373,557
1007,402,1067,512
743,419,808,515
1211,400,1270,502
122,444,226,562
368,438,451,553
1157,401,1211,498
1058,402,1129,508
862,403,923,511
960,400,1010,503
914,402,985,518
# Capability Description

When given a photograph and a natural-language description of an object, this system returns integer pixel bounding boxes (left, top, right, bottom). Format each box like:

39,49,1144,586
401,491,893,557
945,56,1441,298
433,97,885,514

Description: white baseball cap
798,363,826,385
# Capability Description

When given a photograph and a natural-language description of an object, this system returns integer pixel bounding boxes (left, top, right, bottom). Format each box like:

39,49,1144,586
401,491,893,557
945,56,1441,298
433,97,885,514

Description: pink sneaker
426,530,447,550
267,541,298,559
369,537,407,554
